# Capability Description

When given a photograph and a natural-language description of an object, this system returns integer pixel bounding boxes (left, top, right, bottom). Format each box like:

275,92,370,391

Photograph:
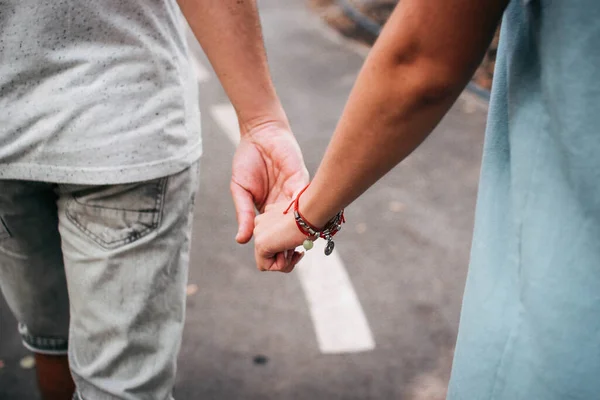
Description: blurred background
0,0,490,398
310,0,499,93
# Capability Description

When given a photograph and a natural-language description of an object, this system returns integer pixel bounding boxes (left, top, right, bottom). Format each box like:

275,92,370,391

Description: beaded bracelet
284,184,345,256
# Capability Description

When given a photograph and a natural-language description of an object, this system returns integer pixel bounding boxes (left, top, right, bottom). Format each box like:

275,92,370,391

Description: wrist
238,104,289,137
287,183,345,256
297,184,338,230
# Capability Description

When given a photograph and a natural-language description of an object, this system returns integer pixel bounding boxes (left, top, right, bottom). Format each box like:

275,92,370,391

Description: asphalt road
0,1,488,399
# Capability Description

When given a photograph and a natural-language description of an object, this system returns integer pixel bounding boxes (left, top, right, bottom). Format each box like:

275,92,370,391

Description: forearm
300,0,506,227
178,0,287,133
302,59,458,227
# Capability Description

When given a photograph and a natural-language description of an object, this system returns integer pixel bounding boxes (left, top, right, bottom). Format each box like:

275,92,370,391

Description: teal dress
447,1,600,399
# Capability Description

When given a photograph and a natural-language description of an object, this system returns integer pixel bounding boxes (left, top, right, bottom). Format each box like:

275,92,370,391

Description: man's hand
177,0,309,244
231,120,309,244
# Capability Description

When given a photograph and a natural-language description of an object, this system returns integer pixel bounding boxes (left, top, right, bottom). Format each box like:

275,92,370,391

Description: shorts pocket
61,177,168,249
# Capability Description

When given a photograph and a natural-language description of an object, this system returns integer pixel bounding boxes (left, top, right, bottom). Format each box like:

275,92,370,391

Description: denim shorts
0,162,199,400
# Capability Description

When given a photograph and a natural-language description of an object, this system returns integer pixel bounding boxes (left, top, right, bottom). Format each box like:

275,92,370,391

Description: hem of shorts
19,323,69,355
21,340,69,356
0,142,202,185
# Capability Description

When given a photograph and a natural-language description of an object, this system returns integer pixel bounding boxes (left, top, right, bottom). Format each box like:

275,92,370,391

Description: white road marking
210,103,240,145
210,103,376,354
297,240,375,354
185,24,211,83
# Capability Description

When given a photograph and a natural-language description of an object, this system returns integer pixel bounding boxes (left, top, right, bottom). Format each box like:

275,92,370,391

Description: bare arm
300,0,508,227
177,0,287,131
254,0,509,271
178,0,309,244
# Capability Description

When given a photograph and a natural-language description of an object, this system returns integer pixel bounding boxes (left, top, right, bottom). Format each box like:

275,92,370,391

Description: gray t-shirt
0,0,202,184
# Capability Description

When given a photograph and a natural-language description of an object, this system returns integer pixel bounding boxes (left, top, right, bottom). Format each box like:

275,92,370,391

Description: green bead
303,239,314,250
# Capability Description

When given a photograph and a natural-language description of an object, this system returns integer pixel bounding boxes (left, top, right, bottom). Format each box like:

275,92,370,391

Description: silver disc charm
324,240,335,256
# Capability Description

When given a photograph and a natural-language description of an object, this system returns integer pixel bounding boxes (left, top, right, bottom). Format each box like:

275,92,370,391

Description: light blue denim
0,163,199,400
448,1,600,399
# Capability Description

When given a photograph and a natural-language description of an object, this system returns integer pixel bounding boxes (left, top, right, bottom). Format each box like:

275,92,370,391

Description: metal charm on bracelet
294,209,344,256
284,183,346,256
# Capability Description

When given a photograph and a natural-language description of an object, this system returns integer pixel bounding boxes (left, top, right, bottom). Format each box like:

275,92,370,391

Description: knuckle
253,224,264,239
255,259,267,272
255,243,271,261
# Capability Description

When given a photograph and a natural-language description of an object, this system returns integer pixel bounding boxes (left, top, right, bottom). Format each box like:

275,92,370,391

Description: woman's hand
253,202,307,273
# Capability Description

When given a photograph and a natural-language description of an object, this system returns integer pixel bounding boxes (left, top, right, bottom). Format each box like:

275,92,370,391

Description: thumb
288,170,310,200
231,182,256,244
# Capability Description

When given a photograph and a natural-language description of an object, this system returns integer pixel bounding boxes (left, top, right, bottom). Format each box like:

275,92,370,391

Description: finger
231,182,256,244
290,251,305,269
288,168,310,199
272,251,288,272
264,201,291,214
280,264,294,274
277,250,293,272
255,238,283,272
281,251,304,273
255,246,271,272
292,187,303,199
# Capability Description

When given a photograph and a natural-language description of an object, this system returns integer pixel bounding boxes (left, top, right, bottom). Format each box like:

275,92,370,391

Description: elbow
412,77,459,108
403,61,466,109
373,49,469,110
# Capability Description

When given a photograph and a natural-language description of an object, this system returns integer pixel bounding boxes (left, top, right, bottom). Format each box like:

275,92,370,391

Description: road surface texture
0,1,488,399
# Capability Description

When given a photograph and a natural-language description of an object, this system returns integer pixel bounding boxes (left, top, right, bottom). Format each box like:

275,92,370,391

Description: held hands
253,201,307,273
229,118,317,273
231,120,309,244
254,190,345,273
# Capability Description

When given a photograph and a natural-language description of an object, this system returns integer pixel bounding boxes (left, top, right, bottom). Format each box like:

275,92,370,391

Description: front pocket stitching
65,177,169,249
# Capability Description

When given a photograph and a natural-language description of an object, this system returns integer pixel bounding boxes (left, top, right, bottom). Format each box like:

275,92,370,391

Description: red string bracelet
284,183,345,256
